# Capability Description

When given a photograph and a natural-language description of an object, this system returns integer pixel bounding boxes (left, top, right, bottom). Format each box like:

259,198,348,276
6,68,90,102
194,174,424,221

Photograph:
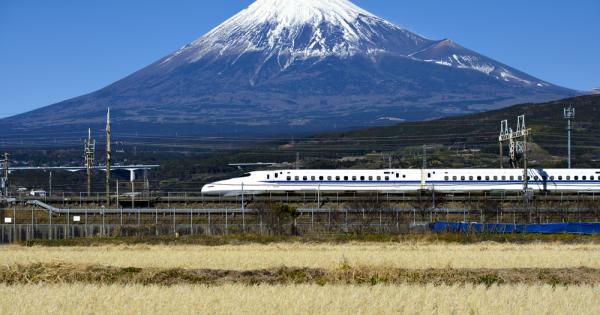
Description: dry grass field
3,241,600,313
1,283,599,314
3,242,600,270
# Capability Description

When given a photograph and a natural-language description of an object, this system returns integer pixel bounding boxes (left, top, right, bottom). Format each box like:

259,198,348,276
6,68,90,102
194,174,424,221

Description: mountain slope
307,94,600,168
2,0,576,137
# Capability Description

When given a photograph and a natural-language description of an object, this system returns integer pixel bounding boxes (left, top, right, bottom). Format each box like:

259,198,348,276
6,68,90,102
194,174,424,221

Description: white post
116,180,119,206
241,183,245,232
317,184,320,209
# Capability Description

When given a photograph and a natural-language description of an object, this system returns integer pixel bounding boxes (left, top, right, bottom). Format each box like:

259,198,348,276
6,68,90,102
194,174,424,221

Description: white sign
73,216,81,222
4,217,12,223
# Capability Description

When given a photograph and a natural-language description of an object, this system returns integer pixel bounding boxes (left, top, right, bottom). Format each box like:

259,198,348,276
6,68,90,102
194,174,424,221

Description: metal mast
106,108,112,205
499,115,531,191
84,128,95,196
2,153,9,197
564,106,575,168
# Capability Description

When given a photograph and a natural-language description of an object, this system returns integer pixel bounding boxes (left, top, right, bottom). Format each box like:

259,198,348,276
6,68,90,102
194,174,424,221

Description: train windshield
240,173,252,177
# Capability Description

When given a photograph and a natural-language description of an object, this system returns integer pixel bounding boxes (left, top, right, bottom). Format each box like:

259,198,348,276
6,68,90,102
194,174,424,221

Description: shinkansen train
201,168,600,196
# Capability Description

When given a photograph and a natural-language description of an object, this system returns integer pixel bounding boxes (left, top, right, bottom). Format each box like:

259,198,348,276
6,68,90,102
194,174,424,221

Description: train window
591,176,595,180
403,175,406,178
377,176,381,181
396,174,399,178
485,176,490,180
428,173,431,178
574,176,579,180
494,176,498,180
303,176,308,181
461,176,466,181
453,176,457,181
469,176,474,180
360,176,365,181
295,176,300,180
583,176,587,180
344,176,349,181
336,176,340,181
327,176,332,180
510,176,514,181
319,176,324,181
518,176,523,181
352,176,357,181
385,176,389,181
444,176,449,181
558,176,563,180
550,176,554,181
369,176,373,180
502,176,506,180
267,174,270,179
311,176,315,181
566,176,571,180
477,176,482,181
287,176,291,181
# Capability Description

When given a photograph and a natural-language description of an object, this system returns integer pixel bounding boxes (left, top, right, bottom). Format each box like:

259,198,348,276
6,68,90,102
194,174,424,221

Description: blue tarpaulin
431,221,600,235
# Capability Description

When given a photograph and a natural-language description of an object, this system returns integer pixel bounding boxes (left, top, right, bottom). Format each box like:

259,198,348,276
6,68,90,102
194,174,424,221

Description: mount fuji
4,0,576,137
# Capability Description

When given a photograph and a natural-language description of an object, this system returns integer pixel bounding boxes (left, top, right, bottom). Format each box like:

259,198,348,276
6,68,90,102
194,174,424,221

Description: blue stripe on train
262,180,600,185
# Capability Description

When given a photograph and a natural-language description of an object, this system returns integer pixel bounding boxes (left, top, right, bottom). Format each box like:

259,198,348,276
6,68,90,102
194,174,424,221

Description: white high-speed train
201,168,600,196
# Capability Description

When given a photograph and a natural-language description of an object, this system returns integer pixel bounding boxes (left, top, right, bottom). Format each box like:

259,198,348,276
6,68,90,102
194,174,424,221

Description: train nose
201,184,220,195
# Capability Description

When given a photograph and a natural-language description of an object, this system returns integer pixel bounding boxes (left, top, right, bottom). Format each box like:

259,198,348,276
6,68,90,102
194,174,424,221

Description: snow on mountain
160,0,546,86
161,0,435,68
411,39,549,87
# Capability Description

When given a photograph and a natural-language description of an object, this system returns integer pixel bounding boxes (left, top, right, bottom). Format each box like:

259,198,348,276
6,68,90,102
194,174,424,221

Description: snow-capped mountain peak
162,0,432,66
4,0,574,138
225,0,377,28
159,0,553,88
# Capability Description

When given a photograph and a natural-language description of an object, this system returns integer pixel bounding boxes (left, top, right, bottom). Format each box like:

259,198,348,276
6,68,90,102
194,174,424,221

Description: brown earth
2,263,600,287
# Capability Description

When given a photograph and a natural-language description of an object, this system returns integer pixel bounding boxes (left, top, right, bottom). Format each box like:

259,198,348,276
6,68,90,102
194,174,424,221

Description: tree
258,203,300,236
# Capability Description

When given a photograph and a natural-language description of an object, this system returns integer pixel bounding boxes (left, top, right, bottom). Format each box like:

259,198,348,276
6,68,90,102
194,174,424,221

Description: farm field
1,283,599,314
3,242,600,270
3,241,600,313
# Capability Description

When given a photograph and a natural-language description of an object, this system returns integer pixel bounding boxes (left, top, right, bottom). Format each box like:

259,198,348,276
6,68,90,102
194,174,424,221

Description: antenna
564,105,575,168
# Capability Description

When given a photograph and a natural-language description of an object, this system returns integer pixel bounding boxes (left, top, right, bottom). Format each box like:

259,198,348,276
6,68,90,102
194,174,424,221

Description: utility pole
422,145,427,169
84,129,95,197
106,108,112,205
2,153,9,197
564,106,575,168
422,145,433,169
517,116,529,191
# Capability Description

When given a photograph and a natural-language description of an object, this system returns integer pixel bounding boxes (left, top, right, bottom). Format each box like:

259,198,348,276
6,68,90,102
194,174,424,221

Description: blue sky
0,0,598,118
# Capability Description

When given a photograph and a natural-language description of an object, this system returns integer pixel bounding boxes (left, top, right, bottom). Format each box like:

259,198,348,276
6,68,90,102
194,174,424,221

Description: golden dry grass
1,283,598,314
3,242,600,270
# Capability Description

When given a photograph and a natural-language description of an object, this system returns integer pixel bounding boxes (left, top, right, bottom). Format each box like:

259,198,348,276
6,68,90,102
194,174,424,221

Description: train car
201,168,600,196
